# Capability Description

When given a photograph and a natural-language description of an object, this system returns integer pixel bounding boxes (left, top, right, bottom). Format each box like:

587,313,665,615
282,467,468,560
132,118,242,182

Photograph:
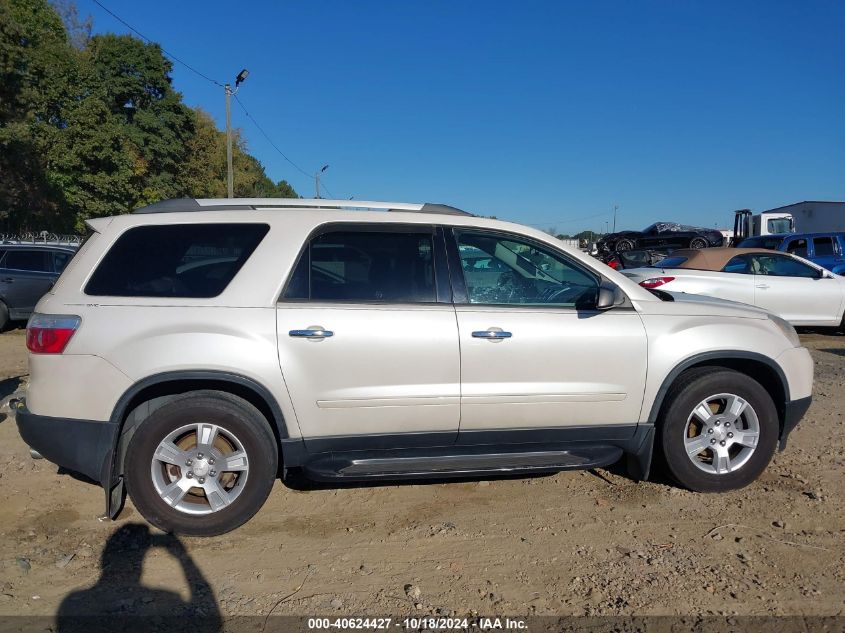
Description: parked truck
731,208,794,245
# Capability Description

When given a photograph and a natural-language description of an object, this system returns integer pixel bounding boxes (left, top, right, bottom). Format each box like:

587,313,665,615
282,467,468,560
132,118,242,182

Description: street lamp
225,68,249,198
315,164,329,198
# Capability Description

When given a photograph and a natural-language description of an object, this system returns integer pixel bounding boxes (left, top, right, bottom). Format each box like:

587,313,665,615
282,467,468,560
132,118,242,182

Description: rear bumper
780,395,812,450
16,407,117,484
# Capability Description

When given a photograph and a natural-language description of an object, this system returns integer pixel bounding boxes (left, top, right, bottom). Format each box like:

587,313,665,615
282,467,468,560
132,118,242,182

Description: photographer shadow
57,523,222,632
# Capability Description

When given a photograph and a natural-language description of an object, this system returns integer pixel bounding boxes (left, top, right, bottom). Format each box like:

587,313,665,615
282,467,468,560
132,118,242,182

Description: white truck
731,208,795,245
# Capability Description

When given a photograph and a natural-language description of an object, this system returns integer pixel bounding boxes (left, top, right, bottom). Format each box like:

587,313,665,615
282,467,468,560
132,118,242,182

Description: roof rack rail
132,198,474,217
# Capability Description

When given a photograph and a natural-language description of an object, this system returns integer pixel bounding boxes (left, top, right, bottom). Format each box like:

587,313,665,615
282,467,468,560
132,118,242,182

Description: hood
635,289,771,320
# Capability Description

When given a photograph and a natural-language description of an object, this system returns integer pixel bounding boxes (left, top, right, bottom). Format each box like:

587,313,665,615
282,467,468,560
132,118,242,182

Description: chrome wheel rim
683,393,760,475
150,423,249,515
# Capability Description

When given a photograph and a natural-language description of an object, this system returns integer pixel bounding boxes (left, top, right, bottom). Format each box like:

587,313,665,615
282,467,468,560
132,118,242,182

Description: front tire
689,237,709,249
125,390,278,536
658,368,778,492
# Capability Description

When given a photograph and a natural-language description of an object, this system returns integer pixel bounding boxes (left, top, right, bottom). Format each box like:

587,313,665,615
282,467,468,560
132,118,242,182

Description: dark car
597,222,724,253
0,244,78,329
738,232,845,274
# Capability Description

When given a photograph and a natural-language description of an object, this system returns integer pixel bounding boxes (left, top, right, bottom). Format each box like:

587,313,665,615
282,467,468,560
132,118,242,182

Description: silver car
15,199,814,535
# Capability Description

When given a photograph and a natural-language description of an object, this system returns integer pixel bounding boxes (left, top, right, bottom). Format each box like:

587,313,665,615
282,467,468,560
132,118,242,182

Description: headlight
768,313,800,347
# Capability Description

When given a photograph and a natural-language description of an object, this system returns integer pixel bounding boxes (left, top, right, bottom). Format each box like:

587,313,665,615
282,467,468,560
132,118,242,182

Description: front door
749,253,843,324
449,229,648,436
276,225,460,446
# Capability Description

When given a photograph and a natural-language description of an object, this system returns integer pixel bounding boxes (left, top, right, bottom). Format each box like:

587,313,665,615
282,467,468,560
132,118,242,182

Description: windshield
767,217,794,234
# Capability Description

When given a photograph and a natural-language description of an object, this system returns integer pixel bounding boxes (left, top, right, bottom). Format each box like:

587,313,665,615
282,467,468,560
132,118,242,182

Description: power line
233,94,319,182
91,1,329,197
90,0,224,87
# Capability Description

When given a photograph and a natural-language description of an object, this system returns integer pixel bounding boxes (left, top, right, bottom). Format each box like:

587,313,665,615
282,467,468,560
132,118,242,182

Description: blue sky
83,1,845,233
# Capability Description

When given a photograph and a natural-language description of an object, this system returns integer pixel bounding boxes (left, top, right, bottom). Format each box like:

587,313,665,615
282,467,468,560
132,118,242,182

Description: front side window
3,250,50,272
85,223,269,297
750,254,819,278
284,230,436,303
455,231,599,308
786,238,808,257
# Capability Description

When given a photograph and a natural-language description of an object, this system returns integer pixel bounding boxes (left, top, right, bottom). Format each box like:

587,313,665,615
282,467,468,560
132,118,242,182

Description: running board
303,445,623,481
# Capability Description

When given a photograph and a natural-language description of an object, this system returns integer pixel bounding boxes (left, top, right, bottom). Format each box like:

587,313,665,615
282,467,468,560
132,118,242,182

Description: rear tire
125,390,278,536
615,238,635,252
0,302,8,331
658,368,778,492
689,237,708,249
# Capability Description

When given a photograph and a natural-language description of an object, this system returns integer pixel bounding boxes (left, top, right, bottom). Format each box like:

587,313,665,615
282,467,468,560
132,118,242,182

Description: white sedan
622,247,845,327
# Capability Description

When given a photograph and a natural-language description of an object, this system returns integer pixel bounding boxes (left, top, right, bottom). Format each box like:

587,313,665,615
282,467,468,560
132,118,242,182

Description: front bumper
16,407,118,484
780,395,812,451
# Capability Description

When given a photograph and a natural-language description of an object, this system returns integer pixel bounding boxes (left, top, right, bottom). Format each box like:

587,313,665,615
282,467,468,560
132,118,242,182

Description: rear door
449,228,647,437
749,253,842,324
0,249,55,318
276,224,461,447
808,235,844,271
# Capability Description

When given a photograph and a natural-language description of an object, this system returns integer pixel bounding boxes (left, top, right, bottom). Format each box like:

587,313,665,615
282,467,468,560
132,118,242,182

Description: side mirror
596,282,622,310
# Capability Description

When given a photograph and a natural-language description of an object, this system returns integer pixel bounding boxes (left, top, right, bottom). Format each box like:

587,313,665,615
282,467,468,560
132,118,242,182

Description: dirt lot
0,326,843,622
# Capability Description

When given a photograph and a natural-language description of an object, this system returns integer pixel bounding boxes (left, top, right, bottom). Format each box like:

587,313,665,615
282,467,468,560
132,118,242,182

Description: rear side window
3,250,51,272
284,230,436,303
86,224,269,297
813,237,836,256
652,256,688,268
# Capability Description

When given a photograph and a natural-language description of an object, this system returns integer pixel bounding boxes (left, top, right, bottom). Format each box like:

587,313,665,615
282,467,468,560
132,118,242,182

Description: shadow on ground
56,523,221,632
0,375,24,401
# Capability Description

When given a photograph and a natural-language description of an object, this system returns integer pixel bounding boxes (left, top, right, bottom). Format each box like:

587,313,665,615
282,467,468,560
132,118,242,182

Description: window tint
652,256,688,268
722,255,750,274
456,231,599,308
786,238,807,257
813,237,836,257
85,224,269,297
749,254,819,278
53,251,72,273
3,250,50,272
737,236,783,250
284,231,436,303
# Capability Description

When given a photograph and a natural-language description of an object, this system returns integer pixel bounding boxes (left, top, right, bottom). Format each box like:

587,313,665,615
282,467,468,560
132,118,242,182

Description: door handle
755,284,770,289
289,328,333,338
472,329,512,339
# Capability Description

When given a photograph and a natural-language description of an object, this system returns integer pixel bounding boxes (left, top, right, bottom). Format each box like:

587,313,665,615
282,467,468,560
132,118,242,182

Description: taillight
26,314,81,354
607,259,621,270
639,277,675,289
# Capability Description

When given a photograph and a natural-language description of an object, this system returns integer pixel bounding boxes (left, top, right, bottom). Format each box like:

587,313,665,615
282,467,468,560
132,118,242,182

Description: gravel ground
0,326,842,622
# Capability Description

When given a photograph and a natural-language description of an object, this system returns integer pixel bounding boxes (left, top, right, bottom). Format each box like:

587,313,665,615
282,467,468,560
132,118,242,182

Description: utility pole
315,164,329,198
225,69,250,198
612,205,619,232
225,83,233,198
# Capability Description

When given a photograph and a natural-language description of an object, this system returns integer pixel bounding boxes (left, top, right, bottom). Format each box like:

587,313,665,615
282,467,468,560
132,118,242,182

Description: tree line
0,0,298,234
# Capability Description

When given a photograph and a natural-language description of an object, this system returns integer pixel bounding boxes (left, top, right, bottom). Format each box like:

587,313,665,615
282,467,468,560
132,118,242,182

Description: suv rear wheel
658,368,778,492
124,391,278,536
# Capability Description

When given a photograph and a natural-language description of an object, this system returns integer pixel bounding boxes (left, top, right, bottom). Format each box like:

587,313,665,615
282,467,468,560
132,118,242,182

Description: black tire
615,238,635,252
0,301,8,331
125,390,278,536
657,368,778,493
689,237,708,249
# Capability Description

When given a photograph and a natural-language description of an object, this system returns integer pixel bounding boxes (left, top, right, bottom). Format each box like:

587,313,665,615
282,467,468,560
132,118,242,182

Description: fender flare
646,350,790,424
103,370,298,517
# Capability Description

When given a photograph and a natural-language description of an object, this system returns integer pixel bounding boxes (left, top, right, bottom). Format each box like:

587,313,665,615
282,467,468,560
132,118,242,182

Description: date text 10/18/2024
307,617,529,630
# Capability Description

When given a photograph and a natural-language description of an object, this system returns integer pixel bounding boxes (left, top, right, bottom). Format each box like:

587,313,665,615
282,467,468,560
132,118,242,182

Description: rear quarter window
85,223,269,298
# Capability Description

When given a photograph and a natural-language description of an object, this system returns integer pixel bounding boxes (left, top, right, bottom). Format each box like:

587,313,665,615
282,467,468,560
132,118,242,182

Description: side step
303,445,623,481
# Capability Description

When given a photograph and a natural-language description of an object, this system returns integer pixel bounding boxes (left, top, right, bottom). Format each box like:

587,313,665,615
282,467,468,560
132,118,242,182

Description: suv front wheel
124,391,278,536
658,368,778,492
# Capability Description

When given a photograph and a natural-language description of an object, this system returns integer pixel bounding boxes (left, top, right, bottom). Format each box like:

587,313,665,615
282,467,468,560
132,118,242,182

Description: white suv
15,199,814,535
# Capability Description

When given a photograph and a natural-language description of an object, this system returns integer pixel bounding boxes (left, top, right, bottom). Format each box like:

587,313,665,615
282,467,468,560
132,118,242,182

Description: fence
1,232,83,246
